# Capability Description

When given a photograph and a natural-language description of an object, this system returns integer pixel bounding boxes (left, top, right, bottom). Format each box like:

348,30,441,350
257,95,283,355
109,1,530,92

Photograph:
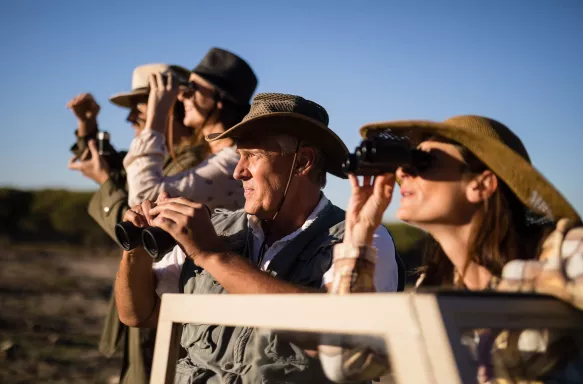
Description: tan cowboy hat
206,93,349,178
109,63,190,108
360,115,581,223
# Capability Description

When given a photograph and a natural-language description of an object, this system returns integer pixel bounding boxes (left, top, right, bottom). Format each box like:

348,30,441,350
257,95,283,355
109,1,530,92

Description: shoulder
211,209,247,235
214,146,238,161
373,225,396,250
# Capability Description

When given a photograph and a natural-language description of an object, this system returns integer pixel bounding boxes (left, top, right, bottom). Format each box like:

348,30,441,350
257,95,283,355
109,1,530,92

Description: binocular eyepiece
342,135,433,176
114,222,176,261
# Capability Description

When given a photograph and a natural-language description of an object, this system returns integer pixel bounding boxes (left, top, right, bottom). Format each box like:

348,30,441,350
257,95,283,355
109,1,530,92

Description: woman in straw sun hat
319,115,583,383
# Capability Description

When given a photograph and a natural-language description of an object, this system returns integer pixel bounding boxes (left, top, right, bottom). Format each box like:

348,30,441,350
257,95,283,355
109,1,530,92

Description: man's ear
296,147,316,176
216,100,224,111
466,170,498,204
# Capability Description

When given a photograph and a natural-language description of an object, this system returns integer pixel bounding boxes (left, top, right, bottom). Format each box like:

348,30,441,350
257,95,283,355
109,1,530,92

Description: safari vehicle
148,291,583,383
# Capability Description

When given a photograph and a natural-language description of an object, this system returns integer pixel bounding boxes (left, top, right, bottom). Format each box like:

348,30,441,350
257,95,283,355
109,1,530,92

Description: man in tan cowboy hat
114,93,403,383
66,63,206,384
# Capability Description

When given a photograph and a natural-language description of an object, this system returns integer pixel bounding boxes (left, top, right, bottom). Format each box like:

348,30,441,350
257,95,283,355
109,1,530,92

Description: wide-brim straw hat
109,63,190,108
360,115,580,223
206,93,349,178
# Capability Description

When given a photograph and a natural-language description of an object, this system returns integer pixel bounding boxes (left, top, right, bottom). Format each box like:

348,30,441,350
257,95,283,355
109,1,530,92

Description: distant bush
385,222,429,285
0,188,430,278
0,188,114,247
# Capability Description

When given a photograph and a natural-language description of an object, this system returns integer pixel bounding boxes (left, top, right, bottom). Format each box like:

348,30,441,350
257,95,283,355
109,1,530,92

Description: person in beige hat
66,63,208,384
318,115,582,383
114,93,403,383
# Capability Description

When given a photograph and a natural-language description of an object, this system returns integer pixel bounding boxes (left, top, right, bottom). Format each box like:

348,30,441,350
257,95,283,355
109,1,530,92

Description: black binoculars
114,222,176,261
342,134,433,176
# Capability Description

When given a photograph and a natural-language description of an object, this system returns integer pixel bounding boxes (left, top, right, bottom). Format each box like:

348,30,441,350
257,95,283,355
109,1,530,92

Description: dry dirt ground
0,244,397,384
0,245,123,383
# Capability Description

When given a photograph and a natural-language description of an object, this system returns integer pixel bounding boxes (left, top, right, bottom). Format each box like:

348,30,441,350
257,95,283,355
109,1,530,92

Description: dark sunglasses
179,82,220,101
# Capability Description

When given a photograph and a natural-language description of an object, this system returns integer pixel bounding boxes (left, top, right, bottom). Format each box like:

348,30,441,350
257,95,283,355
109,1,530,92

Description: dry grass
0,245,122,383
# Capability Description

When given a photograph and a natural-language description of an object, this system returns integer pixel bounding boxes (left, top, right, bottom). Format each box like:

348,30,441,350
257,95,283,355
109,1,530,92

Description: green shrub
0,188,113,247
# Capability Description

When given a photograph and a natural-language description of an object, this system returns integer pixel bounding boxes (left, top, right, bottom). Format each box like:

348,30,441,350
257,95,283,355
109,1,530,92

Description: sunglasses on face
179,82,219,100
400,148,473,183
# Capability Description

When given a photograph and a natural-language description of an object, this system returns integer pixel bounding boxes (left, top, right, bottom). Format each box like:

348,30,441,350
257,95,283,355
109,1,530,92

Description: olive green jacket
71,131,206,384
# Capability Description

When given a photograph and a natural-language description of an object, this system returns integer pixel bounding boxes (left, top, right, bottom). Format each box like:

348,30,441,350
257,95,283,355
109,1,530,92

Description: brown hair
418,137,553,288
166,101,210,171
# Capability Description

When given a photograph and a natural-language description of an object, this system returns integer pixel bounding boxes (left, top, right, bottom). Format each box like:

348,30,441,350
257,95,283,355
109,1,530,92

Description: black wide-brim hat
191,47,258,107
206,93,349,178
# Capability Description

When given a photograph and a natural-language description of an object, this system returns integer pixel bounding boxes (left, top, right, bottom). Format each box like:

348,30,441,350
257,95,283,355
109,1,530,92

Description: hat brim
361,121,581,223
190,71,247,107
109,88,148,108
207,112,349,178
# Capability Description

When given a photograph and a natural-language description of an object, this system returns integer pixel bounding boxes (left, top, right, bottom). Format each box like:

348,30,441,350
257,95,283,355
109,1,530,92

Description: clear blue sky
1,0,582,221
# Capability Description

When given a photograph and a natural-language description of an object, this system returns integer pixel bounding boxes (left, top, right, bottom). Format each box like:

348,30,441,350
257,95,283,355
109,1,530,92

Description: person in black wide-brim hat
123,47,259,210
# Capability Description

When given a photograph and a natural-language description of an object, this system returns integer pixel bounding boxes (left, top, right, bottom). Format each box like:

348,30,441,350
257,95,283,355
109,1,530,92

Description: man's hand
123,192,170,228
68,140,110,185
149,197,220,262
145,72,179,133
344,174,396,246
66,93,100,136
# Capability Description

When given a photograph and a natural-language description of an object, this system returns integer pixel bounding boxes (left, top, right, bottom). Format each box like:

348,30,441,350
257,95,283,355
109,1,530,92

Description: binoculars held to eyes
343,133,433,176
114,222,176,261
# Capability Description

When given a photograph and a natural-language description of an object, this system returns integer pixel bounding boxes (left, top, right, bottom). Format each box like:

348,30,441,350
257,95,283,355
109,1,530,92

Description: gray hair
274,134,327,189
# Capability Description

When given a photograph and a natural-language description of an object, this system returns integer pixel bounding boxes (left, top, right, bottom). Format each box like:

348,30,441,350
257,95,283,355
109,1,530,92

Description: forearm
319,243,389,382
197,251,313,294
114,249,160,328
124,129,169,206
77,119,98,137
124,129,238,207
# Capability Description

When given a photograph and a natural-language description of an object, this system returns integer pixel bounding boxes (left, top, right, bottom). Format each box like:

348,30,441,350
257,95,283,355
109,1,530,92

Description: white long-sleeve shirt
123,129,243,210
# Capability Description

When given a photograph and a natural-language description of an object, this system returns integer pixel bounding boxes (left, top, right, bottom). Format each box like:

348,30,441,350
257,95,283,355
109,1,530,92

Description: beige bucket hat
109,63,190,108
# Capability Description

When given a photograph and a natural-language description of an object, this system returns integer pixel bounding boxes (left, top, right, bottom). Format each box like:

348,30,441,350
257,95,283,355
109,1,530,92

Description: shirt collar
248,194,330,244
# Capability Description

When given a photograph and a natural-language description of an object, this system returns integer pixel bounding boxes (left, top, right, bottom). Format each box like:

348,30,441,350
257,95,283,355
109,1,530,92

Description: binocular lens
114,222,143,251
342,154,359,174
114,222,177,260
343,138,434,176
142,227,177,261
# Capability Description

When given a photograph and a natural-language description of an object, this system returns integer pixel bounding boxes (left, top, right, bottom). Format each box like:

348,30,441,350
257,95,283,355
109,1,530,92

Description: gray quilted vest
175,202,347,383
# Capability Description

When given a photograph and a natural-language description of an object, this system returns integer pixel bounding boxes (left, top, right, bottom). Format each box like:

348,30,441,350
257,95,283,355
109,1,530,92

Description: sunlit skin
126,100,148,135
178,73,219,129
396,141,477,227
395,140,498,290
177,73,232,152
233,138,296,219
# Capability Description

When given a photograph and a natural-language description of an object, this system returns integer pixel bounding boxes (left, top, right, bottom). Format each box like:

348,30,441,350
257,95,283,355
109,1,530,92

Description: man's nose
233,159,249,181
127,108,138,123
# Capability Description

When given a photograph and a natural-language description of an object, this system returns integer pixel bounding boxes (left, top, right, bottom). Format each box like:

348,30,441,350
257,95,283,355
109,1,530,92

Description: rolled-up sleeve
123,129,243,209
322,226,399,292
